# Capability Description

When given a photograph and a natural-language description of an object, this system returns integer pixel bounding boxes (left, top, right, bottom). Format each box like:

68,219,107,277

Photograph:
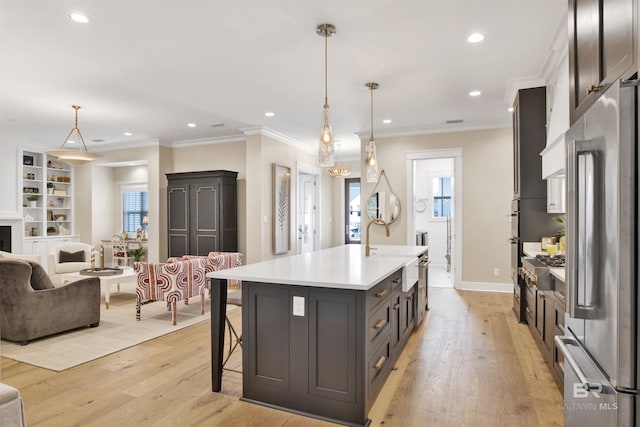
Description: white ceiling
1,0,567,158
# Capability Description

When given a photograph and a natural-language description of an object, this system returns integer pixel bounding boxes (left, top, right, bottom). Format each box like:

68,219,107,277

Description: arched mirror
366,170,401,224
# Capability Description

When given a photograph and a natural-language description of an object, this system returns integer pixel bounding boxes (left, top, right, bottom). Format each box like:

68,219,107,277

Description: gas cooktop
535,253,565,268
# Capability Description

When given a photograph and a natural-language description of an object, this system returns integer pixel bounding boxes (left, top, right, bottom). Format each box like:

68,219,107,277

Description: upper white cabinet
546,176,565,213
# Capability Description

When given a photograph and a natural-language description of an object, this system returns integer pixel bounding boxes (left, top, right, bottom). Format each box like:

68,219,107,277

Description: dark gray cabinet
242,268,404,426
512,87,547,200
568,0,635,123
166,170,237,257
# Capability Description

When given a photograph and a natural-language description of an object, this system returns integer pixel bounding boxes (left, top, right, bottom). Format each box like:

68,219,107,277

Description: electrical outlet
493,268,500,277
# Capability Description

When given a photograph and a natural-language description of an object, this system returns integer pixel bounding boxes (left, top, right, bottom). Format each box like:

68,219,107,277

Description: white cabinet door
547,177,565,213
23,239,49,267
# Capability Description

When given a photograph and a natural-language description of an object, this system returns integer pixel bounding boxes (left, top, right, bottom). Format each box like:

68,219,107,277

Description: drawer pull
376,288,389,298
392,277,401,284
374,319,387,330
374,356,386,370
405,294,414,301
586,84,602,95
393,303,400,310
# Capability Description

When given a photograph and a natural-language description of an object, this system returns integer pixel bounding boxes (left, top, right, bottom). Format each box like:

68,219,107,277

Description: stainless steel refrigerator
555,79,638,426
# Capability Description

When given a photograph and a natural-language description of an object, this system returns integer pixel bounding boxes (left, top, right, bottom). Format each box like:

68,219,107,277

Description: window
345,178,361,243
432,176,452,218
122,190,148,234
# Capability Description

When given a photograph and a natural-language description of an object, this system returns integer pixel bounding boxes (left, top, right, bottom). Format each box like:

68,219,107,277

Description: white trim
457,281,513,293
172,134,246,147
406,148,463,290
355,123,509,140
242,126,313,154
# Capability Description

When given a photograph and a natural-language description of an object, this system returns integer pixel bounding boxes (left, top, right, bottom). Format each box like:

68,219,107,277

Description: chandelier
317,23,336,167
365,82,379,182
46,105,103,166
328,142,352,178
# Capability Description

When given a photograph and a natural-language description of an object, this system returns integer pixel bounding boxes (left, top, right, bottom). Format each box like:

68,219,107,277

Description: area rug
1,290,236,372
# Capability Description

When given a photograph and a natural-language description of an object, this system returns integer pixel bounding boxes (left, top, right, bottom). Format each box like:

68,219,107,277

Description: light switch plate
293,296,305,317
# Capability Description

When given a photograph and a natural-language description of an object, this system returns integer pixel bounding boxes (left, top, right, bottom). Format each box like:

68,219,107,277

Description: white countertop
523,241,565,281
207,244,428,291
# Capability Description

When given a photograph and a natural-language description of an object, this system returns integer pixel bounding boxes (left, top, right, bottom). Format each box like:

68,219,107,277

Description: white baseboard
456,281,513,293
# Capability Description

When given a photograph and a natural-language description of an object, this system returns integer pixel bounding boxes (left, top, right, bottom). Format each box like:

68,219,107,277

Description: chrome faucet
365,218,390,256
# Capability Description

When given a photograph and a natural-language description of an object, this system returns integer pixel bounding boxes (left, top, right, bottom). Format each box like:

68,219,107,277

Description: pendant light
317,23,336,167
46,105,103,166
365,82,379,182
328,142,352,178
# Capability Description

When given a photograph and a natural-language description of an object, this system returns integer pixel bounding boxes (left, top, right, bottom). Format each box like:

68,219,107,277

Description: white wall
360,128,513,285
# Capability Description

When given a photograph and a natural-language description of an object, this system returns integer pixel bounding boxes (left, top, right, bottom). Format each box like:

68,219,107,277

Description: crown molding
92,138,163,152
354,121,511,140
240,126,314,154
171,134,246,148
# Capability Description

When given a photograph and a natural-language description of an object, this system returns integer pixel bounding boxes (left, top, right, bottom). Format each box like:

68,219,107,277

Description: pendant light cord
370,87,374,141
324,33,329,108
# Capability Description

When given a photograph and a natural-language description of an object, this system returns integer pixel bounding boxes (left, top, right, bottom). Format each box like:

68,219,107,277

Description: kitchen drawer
367,338,391,400
525,285,535,325
367,276,392,312
368,301,391,347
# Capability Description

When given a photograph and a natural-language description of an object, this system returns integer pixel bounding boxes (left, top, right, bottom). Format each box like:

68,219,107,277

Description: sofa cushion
27,262,55,290
55,262,91,274
59,250,85,263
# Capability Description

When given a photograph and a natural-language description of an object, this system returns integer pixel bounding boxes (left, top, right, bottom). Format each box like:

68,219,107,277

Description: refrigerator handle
554,336,603,393
566,139,600,319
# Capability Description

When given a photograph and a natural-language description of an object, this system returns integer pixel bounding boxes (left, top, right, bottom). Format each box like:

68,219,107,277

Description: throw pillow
28,261,55,290
59,250,85,263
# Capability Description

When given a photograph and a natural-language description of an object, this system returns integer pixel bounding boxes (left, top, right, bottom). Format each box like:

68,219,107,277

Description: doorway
345,178,361,244
407,149,462,288
296,163,321,254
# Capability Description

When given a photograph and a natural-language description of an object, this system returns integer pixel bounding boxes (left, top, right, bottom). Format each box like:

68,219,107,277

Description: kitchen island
207,244,427,426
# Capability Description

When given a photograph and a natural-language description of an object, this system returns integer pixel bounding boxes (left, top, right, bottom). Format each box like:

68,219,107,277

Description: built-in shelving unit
20,150,78,265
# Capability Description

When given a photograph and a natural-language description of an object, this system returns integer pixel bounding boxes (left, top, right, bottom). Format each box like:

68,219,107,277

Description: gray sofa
0,259,100,345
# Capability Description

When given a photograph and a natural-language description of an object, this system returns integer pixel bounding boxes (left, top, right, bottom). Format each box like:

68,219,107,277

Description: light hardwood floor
1,288,563,426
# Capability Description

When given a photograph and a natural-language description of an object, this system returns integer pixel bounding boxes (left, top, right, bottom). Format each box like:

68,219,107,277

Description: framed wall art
273,163,291,255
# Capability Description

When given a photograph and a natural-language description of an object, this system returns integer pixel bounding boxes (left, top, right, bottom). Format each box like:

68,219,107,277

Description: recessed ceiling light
69,12,89,23
469,90,481,97
187,123,197,128
265,112,275,117
123,132,133,136
382,119,392,124
128,163,135,166
467,33,484,43
508,107,514,112
67,140,76,144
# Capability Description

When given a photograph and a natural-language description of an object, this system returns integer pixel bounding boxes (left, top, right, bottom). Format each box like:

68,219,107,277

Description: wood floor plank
1,288,563,426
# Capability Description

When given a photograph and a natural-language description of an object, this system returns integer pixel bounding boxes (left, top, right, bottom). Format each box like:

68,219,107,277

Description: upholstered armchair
0,259,100,345
167,252,243,289
134,257,208,325
47,242,94,285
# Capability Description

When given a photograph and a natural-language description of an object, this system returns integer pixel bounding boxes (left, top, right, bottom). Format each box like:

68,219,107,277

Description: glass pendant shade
46,105,103,166
318,105,335,166
366,139,378,182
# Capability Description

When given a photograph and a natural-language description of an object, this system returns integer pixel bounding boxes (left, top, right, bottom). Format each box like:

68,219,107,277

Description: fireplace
0,225,10,252
0,217,24,253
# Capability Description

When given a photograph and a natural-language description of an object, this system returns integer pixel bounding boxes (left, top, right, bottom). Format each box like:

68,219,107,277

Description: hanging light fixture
328,142,352,178
317,23,336,167
365,82,379,182
46,105,103,166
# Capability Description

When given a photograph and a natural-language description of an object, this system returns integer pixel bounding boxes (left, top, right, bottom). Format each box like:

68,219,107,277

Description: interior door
297,172,317,254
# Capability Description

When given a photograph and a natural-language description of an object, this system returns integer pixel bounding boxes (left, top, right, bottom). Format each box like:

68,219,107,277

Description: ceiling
1,0,567,158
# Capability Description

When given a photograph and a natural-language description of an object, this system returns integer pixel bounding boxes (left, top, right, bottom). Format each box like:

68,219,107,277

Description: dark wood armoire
166,170,238,257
